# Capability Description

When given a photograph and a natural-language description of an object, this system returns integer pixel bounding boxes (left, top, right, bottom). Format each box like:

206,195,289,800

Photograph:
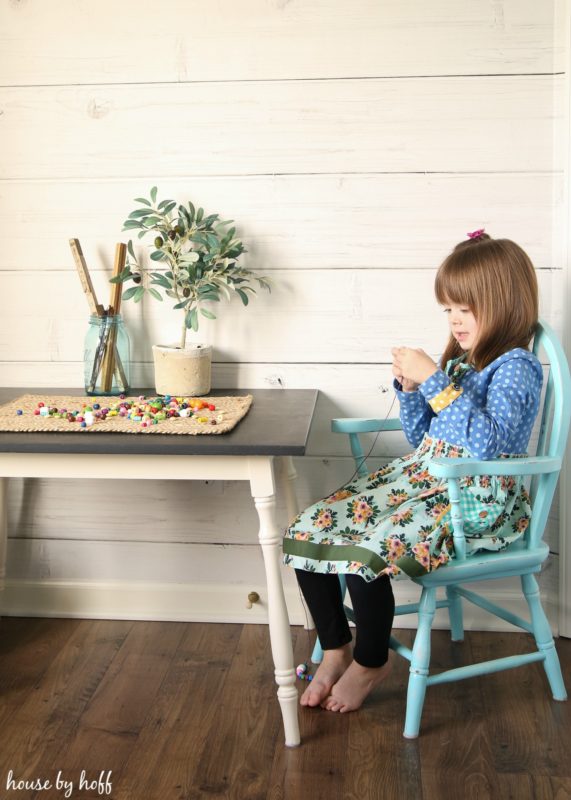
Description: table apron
0,452,278,487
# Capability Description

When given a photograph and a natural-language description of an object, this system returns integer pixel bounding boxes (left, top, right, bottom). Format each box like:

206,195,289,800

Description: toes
322,695,342,712
301,681,330,707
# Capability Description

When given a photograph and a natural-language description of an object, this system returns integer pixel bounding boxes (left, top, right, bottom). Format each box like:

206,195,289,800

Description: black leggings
295,569,395,668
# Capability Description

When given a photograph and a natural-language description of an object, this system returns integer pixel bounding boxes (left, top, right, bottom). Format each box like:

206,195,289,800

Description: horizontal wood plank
0,173,563,272
0,561,557,632
0,0,563,85
0,269,561,363
6,465,558,543
0,77,561,180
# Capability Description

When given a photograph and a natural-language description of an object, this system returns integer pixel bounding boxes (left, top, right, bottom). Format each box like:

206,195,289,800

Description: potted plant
112,186,270,395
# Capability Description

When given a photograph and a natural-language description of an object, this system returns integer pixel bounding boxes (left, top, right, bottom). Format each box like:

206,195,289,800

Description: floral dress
283,348,543,581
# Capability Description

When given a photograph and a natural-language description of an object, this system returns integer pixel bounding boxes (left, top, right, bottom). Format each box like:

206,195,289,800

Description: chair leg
446,585,464,642
521,573,567,701
311,638,324,664
404,586,437,738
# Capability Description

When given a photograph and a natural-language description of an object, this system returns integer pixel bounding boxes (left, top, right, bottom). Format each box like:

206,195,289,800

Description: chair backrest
532,320,571,460
527,319,571,547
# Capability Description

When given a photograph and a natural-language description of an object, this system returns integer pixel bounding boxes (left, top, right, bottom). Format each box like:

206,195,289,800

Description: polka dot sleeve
393,378,435,449
432,356,543,459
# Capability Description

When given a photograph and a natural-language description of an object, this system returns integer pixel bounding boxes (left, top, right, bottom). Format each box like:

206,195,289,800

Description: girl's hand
392,364,419,392
391,347,438,387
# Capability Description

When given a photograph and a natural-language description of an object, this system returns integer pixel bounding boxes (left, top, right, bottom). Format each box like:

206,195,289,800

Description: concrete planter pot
152,343,212,396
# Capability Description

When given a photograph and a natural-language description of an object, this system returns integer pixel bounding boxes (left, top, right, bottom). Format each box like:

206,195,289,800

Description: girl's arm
393,378,436,448
417,355,543,459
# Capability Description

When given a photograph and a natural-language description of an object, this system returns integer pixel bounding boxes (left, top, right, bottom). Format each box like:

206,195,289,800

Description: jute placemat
0,394,253,435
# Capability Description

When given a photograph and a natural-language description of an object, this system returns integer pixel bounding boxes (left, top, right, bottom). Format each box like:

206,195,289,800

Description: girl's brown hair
435,233,539,372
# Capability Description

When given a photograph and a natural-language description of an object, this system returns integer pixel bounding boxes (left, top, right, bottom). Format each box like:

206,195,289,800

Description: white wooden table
0,387,319,748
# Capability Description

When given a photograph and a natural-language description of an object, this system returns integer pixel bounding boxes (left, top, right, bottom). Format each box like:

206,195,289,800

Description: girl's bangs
434,259,476,308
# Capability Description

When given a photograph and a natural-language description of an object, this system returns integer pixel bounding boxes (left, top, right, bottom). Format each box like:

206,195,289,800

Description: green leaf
123,220,144,230
109,267,132,284
183,266,196,283
137,230,148,239
196,207,204,224
236,288,249,306
157,198,174,210
178,251,200,264
122,285,140,301
129,208,153,219
127,240,136,259
133,286,146,303
163,201,177,216
187,202,196,225
147,288,163,301
150,250,166,261
198,293,220,302
150,274,173,289
226,247,244,259
200,308,217,319
173,299,190,310
185,308,199,331
150,186,158,203
134,197,151,206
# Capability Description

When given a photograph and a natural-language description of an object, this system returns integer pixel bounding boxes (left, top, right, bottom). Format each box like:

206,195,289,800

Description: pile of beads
26,396,219,430
295,663,313,682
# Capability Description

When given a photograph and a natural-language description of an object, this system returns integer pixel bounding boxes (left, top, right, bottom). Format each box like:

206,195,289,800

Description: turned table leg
250,457,300,747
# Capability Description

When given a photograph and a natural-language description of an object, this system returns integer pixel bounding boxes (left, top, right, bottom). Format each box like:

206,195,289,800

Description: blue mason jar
84,314,130,396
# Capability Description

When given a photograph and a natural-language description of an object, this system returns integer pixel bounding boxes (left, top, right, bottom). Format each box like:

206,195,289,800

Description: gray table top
0,388,319,456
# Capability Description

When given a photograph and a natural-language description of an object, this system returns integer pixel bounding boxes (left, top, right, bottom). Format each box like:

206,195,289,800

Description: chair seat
413,540,549,587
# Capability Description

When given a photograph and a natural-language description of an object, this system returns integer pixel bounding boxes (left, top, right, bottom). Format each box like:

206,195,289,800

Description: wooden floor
0,618,570,800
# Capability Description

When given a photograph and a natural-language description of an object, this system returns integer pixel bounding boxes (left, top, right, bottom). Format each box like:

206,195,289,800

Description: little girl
283,230,543,713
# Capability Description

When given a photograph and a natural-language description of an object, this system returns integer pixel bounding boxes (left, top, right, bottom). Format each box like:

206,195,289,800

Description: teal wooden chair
311,319,570,738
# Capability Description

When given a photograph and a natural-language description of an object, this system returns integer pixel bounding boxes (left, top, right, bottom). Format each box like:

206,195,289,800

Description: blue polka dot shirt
394,348,543,459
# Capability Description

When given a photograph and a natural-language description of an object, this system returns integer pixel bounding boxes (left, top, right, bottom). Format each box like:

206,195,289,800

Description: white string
328,391,399,493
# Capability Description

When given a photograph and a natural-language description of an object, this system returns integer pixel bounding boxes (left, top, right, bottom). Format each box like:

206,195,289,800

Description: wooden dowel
69,238,104,317
113,344,129,392
109,242,127,316
101,243,127,392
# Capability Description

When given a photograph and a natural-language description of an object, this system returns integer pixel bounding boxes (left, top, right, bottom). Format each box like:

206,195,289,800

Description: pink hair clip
467,228,485,240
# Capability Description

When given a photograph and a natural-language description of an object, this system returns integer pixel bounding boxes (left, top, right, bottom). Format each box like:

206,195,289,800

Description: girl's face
442,302,479,351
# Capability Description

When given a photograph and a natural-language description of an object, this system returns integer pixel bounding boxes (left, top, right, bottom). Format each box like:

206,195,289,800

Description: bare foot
322,658,392,712
300,644,352,707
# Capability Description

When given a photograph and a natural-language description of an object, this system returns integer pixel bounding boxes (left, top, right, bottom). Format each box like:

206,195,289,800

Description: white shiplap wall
0,0,565,627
